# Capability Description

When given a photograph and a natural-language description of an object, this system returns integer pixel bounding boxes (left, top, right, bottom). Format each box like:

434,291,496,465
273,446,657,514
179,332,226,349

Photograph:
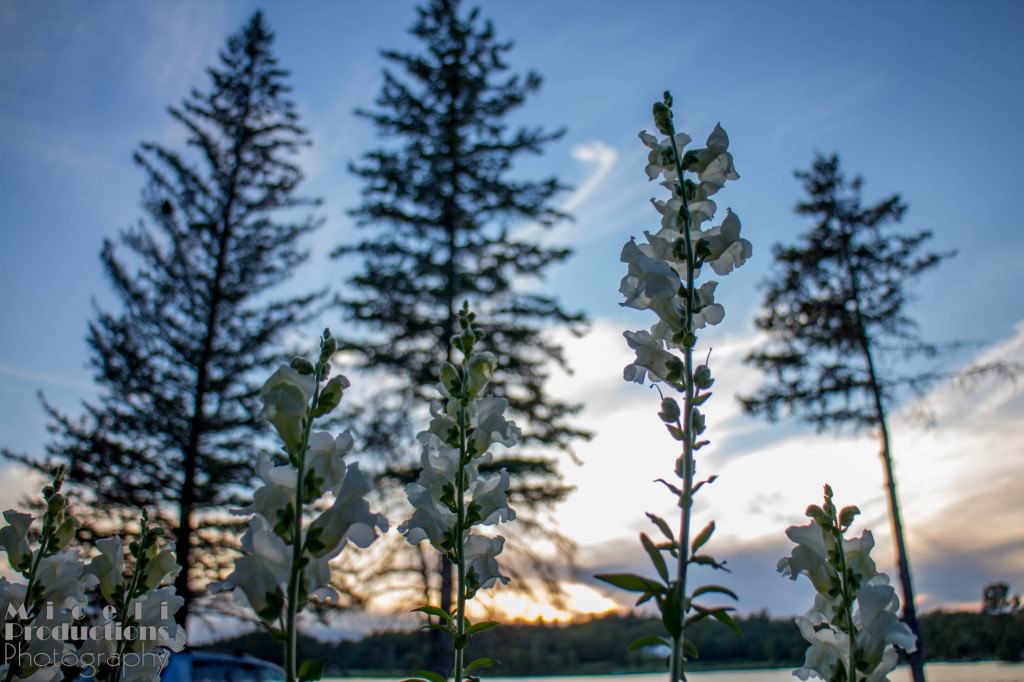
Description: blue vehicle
161,650,286,682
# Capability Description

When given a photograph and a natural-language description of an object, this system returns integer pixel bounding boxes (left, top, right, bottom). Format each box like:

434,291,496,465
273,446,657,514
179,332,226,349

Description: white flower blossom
307,463,388,557
0,510,33,572
260,366,316,453
399,344,517,595
640,130,691,181
464,534,509,589
472,397,521,452
793,616,849,681
623,329,679,384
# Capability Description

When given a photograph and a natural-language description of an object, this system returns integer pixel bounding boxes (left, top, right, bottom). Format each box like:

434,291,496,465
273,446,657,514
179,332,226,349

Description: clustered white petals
622,121,750,386
779,498,916,681
211,359,388,624
399,344,518,595
1,482,181,682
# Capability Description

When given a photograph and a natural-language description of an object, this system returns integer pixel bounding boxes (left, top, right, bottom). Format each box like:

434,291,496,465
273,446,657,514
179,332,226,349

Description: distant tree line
204,606,1024,677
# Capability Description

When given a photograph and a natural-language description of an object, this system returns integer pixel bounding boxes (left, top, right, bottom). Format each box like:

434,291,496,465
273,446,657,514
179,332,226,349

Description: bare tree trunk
863,340,926,682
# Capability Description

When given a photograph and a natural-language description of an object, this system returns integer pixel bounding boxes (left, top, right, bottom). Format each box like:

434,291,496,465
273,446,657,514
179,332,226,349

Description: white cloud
545,316,1024,613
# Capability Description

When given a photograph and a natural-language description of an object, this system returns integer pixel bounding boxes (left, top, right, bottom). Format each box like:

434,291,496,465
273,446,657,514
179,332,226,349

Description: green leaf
627,635,670,652
654,478,682,496
465,658,499,672
595,573,665,594
466,621,499,636
689,554,730,572
298,658,326,682
660,584,683,639
412,605,452,623
646,512,676,544
414,671,447,682
640,533,669,582
709,608,742,635
691,521,715,553
683,639,700,659
692,584,739,601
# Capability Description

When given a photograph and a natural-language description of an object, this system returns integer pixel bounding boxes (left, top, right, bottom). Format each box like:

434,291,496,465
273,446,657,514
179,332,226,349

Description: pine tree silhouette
4,12,324,622
333,0,589,667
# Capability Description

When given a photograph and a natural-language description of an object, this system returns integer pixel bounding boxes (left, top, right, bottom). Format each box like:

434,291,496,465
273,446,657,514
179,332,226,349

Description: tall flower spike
599,91,750,682
399,303,518,682
210,330,387,682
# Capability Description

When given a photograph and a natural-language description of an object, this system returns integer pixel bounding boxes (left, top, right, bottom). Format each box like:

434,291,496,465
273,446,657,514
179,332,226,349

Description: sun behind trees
2,12,325,622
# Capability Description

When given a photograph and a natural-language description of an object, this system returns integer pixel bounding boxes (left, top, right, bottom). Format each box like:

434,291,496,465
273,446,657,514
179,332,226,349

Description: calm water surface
331,662,1024,682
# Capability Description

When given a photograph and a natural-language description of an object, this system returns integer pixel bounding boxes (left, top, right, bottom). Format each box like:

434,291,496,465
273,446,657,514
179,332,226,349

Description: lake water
330,661,1024,681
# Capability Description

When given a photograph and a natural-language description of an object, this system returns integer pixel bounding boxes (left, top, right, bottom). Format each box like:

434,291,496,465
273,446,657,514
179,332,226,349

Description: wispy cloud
512,140,618,245
544,316,1024,614
0,361,95,393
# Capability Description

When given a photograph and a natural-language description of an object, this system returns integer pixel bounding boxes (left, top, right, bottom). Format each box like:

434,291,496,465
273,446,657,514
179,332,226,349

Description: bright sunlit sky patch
1,0,1022,625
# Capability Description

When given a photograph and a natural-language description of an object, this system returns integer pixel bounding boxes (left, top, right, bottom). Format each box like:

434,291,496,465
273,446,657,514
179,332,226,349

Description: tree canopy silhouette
3,11,324,622
332,0,589,664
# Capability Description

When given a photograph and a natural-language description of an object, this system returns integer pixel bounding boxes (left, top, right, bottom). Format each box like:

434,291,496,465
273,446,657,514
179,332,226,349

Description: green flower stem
284,368,323,682
833,521,858,681
667,109,696,682
111,520,152,682
3,473,62,682
452,360,470,682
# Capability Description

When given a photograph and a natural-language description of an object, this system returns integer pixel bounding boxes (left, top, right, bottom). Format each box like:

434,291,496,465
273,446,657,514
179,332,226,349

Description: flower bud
47,493,66,514
321,335,338,360
54,518,76,550
440,362,461,395
694,365,714,389
290,357,315,375
312,374,351,418
466,352,496,398
658,397,680,423
652,102,673,136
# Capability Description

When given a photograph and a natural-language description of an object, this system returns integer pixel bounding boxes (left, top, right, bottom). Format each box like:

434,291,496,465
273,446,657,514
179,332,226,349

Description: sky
1,0,1023,632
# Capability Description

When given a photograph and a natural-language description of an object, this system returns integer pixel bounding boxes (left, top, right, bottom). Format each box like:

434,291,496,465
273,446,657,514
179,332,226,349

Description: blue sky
1,0,1022,624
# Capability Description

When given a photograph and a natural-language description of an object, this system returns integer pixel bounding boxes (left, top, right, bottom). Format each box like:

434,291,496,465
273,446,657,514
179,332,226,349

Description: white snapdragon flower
472,397,521,452
33,550,97,609
782,489,917,682
793,616,849,681
697,209,753,276
777,520,837,596
469,467,516,526
260,366,316,453
683,124,740,196
209,516,289,618
308,463,388,556
464,534,510,589
640,130,691,181
0,510,33,572
619,238,679,312
87,536,125,602
306,429,354,495
234,452,297,522
623,330,679,385
856,579,917,678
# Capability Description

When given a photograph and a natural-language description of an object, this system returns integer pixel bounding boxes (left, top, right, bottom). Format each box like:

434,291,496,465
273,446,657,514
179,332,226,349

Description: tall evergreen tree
740,154,1016,682
3,12,323,622
333,0,587,644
